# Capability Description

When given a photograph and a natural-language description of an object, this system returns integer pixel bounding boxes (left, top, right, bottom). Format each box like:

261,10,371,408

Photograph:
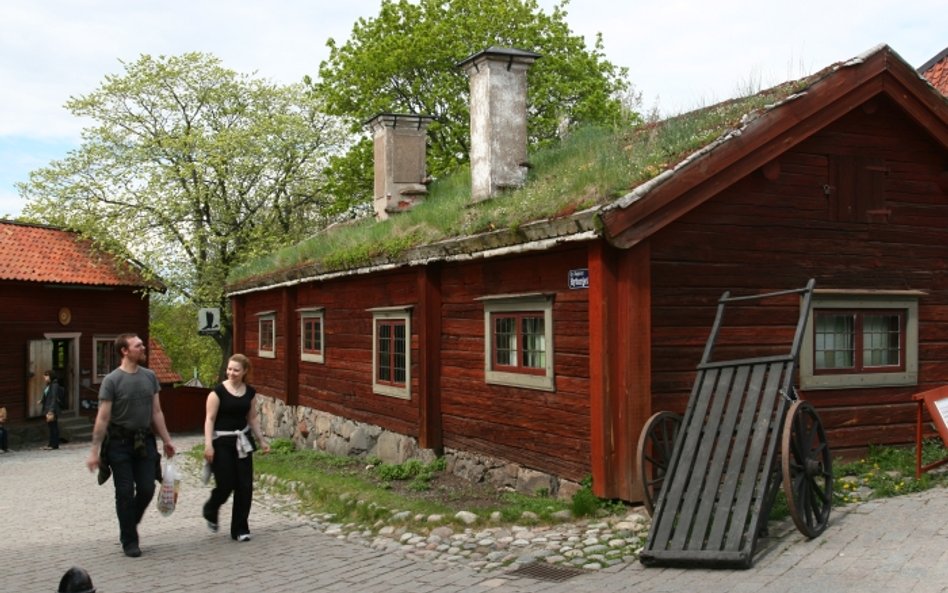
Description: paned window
370,307,411,399
93,336,118,383
490,312,547,375
258,312,276,358
299,309,324,363
801,292,919,389
480,293,555,391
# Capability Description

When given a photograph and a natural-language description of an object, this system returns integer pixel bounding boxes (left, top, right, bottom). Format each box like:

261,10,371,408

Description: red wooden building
0,221,158,424
227,45,948,501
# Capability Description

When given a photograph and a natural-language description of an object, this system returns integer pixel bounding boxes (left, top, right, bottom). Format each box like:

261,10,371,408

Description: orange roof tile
147,337,182,384
0,221,154,287
919,47,948,95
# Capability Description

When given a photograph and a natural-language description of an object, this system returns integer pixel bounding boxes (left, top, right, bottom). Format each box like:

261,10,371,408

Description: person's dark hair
57,566,96,593
114,333,139,359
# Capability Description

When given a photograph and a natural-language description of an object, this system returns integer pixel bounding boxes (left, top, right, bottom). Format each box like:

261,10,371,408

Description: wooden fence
161,385,208,433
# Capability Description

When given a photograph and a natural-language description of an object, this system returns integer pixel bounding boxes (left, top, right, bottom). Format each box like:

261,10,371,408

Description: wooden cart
638,280,832,569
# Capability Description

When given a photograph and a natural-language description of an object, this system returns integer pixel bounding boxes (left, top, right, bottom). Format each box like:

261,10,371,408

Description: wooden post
416,265,443,453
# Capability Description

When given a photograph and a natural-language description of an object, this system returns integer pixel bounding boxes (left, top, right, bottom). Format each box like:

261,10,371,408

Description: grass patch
833,439,948,505
229,77,814,287
770,439,948,522
189,439,627,531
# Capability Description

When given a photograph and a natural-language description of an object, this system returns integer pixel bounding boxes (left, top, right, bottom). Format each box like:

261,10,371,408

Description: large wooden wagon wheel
637,411,682,516
781,400,833,538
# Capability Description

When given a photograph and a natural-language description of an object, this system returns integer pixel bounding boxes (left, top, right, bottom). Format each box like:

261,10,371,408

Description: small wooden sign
912,385,948,477
915,386,948,447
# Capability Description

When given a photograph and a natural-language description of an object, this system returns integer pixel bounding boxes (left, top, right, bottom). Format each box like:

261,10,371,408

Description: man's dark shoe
123,543,141,558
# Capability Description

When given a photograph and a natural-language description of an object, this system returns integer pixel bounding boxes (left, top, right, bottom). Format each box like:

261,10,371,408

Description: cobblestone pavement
2,434,947,593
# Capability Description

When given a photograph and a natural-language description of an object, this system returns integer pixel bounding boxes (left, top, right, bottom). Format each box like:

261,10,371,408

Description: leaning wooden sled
638,279,832,569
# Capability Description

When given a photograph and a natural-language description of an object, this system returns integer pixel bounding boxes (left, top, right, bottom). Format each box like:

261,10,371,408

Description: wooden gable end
603,45,948,250
646,93,948,456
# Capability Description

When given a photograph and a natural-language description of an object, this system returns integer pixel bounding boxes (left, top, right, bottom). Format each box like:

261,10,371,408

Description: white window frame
256,311,276,359
800,290,920,390
298,307,325,364
93,335,118,384
478,293,555,391
369,306,412,399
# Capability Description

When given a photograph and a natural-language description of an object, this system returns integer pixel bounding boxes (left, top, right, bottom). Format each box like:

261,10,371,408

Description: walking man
86,333,176,558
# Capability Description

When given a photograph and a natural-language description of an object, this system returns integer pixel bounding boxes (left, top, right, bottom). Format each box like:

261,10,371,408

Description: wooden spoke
782,400,833,538
637,411,682,516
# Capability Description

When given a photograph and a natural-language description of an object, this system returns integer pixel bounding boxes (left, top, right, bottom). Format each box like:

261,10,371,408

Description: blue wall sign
568,268,589,290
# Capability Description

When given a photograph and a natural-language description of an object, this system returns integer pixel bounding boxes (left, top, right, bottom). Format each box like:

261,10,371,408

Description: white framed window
800,291,920,390
478,293,555,391
299,308,325,363
257,311,276,359
93,336,118,383
369,306,412,399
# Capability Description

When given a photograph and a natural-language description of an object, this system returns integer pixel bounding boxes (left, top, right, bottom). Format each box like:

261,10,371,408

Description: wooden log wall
649,96,948,457
241,270,422,439
438,247,592,481
0,282,149,421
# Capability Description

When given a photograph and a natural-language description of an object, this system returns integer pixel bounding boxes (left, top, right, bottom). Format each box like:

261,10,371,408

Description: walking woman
202,353,269,541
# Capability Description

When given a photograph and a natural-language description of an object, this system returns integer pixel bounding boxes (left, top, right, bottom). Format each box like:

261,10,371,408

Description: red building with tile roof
919,47,948,95
0,221,159,422
148,337,182,385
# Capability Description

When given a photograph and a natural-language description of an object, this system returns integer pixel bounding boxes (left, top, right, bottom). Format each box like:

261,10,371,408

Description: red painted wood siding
438,247,591,481
649,96,948,457
0,281,149,420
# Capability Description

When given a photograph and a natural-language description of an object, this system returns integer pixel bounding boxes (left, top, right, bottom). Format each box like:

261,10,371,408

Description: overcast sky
1,0,945,217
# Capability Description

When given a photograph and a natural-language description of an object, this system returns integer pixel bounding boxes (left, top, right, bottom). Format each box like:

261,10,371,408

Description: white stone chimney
458,47,540,203
367,113,433,220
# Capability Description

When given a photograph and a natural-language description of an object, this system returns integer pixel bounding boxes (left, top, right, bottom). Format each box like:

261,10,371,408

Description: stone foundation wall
257,395,581,500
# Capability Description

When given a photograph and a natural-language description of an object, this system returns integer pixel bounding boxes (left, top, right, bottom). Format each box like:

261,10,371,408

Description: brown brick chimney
366,113,434,220
458,47,540,202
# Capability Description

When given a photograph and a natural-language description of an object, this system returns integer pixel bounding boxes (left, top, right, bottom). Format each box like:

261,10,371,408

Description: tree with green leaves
314,0,635,204
20,52,349,374
150,296,221,386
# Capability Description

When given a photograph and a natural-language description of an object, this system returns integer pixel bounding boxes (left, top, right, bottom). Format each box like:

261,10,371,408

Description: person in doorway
85,333,176,558
203,353,269,541
41,370,63,450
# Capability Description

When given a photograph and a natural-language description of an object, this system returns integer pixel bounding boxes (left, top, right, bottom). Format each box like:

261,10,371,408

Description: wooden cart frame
638,279,832,569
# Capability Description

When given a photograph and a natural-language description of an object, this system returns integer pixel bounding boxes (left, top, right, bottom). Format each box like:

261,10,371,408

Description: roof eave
602,45,948,250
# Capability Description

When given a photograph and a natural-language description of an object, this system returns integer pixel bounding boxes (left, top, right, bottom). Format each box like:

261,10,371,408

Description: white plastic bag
156,458,180,516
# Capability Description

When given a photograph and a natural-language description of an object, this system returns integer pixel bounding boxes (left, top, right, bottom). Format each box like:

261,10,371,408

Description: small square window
299,309,324,363
93,336,118,383
258,313,276,359
370,307,411,399
481,294,554,391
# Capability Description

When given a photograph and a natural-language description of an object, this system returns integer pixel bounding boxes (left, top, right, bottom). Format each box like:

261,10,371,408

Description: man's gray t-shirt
99,367,158,431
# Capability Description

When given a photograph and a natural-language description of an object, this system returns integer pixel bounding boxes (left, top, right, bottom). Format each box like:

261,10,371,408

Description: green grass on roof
229,78,810,288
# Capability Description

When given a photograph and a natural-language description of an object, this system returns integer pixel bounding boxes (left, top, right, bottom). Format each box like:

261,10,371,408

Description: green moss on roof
228,76,814,292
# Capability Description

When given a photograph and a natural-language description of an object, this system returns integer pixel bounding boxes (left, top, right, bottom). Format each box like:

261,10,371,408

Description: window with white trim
800,292,919,389
370,307,411,399
480,293,555,391
93,336,118,383
299,308,324,363
257,312,276,359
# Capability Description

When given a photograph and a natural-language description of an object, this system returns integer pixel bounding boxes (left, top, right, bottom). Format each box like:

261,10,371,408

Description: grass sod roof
226,67,831,295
